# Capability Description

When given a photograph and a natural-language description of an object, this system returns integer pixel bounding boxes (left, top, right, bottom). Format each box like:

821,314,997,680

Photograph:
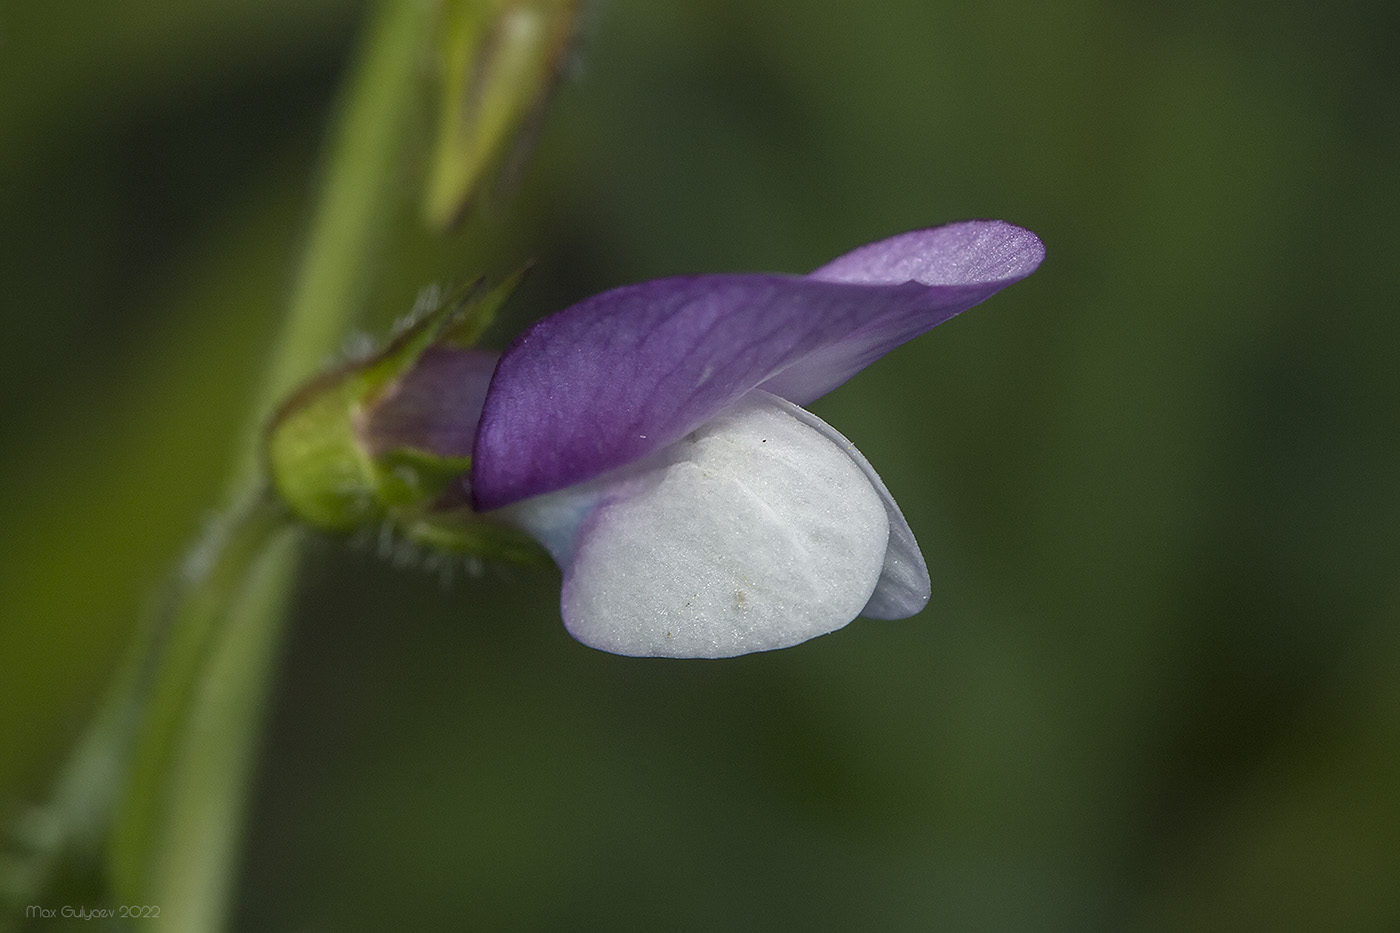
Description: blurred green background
3,0,1398,929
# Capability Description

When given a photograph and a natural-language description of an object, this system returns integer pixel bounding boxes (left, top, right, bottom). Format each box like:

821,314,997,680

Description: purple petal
473,221,1043,510
806,220,1045,287
363,346,498,458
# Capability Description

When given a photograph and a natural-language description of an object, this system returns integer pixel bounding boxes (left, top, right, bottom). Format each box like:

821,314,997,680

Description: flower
265,220,1043,657
470,220,1044,658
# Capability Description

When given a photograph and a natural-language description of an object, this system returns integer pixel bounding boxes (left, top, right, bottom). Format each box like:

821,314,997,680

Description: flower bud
425,0,584,229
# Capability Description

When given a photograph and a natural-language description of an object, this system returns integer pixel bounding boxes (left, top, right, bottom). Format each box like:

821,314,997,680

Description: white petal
503,393,890,657
764,395,930,618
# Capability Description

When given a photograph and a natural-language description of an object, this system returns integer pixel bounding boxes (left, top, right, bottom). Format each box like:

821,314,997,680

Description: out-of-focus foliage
424,0,583,229
2,0,1397,929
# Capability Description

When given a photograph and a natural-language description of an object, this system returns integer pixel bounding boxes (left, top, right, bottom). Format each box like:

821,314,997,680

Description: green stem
104,492,293,923
98,2,436,930
0,4,435,929
153,527,301,933
236,0,437,490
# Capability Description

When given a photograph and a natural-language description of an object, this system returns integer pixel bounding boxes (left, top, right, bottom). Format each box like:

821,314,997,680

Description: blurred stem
236,0,435,489
95,2,435,931
106,493,295,928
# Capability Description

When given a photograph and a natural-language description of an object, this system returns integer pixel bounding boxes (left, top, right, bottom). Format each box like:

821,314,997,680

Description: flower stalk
107,2,439,927
106,492,295,932
5,2,444,931
109,3,440,928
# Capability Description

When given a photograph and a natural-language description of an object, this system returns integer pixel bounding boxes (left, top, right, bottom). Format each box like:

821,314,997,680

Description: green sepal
265,363,380,531
265,284,487,531
363,279,487,387
434,266,529,348
264,276,533,564
370,447,475,509
401,508,549,564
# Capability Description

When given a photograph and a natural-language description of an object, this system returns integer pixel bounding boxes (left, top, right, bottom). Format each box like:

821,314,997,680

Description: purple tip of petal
809,219,1045,288
472,221,1044,511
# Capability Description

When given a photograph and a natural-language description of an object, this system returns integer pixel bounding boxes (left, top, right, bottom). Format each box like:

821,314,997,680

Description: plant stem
106,492,295,929
237,0,436,490
100,2,436,930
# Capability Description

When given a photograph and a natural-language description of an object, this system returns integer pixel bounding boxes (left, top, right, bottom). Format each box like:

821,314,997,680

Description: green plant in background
5,0,1042,924
2,2,580,930
4,0,1398,929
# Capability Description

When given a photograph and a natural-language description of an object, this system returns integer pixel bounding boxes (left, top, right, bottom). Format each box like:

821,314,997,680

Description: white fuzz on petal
504,393,891,657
